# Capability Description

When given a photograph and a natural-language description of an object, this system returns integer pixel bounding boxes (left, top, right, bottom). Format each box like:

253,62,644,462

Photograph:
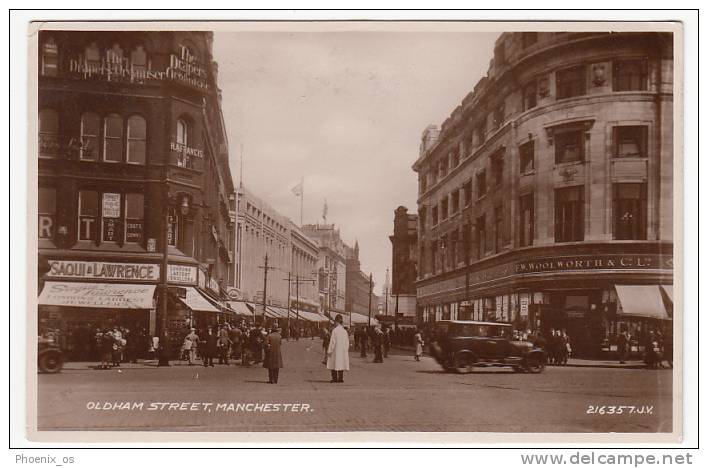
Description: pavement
37,338,673,433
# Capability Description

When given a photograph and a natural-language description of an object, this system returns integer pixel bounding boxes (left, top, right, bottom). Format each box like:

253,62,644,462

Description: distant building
301,224,347,316
345,242,377,318
389,206,419,321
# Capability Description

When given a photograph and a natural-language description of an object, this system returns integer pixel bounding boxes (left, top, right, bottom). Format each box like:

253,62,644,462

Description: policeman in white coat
327,314,350,383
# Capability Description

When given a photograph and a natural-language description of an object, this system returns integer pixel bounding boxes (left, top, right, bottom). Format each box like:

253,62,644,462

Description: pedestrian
372,325,384,363
414,328,424,361
185,328,199,365
111,326,124,367
322,327,331,352
264,326,284,384
217,325,232,365
617,329,629,364
326,314,350,383
359,327,368,358
203,327,217,367
383,327,391,358
229,325,243,362
557,330,569,365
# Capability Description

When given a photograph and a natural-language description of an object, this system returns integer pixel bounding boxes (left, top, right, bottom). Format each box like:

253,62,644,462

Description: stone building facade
37,31,235,358
412,32,674,355
389,206,419,320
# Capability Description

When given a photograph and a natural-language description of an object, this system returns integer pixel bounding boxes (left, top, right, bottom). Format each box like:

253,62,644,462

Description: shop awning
348,312,379,325
181,287,220,313
38,282,156,309
227,301,254,317
265,306,289,319
661,285,673,303
297,310,330,323
615,285,671,320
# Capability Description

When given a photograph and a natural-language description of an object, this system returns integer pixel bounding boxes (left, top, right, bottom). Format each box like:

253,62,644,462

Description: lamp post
158,190,191,367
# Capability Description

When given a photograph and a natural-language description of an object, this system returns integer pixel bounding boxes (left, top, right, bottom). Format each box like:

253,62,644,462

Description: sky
213,30,499,294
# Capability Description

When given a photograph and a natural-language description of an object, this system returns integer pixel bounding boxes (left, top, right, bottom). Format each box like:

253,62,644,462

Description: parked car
38,338,63,373
428,320,547,374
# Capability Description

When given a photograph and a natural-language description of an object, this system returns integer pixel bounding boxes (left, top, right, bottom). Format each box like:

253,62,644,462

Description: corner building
413,32,674,355
37,31,236,359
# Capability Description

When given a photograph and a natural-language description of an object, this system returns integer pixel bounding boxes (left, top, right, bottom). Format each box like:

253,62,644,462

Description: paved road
37,339,672,432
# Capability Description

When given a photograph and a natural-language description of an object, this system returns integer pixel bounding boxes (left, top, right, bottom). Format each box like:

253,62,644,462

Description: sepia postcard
24,19,683,444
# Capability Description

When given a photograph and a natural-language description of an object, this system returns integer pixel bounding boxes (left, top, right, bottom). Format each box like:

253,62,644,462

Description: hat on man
335,314,343,324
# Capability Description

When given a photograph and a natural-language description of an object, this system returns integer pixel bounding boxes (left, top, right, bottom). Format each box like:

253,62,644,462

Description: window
451,189,460,214
79,112,100,161
554,186,585,242
494,43,506,66
418,207,427,234
450,150,459,169
430,241,438,273
130,45,148,75
125,193,145,243
126,115,147,164
39,109,59,158
431,204,439,226
106,43,124,74
554,129,584,164
519,193,534,247
419,172,427,193
476,215,486,259
462,180,472,206
38,187,56,239
439,159,448,179
493,102,505,130
522,32,538,49
176,119,191,167
41,37,58,76
491,153,504,186
613,59,648,92
103,114,124,162
78,190,99,241
613,183,647,240
556,65,586,99
523,80,537,110
476,170,487,198
462,222,472,261
613,126,648,158
494,208,504,253
101,193,121,242
476,120,487,146
441,198,449,220
450,231,458,266
519,141,535,173
84,42,101,69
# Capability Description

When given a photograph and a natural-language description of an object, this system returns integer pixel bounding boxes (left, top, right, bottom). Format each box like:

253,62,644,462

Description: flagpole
299,176,304,226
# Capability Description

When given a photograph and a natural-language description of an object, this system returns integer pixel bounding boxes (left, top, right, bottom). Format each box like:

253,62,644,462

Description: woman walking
264,326,283,384
414,328,424,361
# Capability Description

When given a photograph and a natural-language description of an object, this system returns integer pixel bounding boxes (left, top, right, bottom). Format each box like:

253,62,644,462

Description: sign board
38,282,157,309
520,296,529,317
46,260,159,281
147,238,157,252
102,193,121,218
167,264,198,285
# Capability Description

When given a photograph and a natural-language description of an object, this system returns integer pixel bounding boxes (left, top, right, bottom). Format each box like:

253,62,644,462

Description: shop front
417,243,673,357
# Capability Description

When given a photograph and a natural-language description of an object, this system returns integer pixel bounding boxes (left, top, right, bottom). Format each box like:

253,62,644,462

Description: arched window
175,118,189,167
126,115,146,164
103,114,123,162
41,37,58,76
79,112,100,161
39,109,59,158
130,45,148,80
84,42,101,69
106,43,124,65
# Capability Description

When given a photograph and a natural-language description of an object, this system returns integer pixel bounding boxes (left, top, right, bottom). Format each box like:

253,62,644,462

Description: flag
291,180,303,197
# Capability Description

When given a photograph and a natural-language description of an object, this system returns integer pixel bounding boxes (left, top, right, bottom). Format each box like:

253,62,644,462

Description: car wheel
524,357,545,374
454,352,476,374
38,352,63,374
512,366,525,373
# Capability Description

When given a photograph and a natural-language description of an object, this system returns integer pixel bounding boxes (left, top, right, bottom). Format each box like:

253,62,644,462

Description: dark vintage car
38,339,63,373
428,320,547,374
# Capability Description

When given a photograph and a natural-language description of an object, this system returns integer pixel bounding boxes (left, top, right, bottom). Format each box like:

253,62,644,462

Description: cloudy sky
213,29,499,293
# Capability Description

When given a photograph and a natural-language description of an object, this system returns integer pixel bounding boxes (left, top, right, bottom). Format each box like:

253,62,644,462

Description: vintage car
428,320,547,374
38,338,63,373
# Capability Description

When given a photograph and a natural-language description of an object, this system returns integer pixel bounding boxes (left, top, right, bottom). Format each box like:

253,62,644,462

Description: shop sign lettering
515,255,673,274
167,264,198,285
47,260,159,281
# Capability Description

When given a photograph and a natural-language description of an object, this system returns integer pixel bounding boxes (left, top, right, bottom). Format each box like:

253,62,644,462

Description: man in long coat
203,327,218,367
326,314,350,383
263,326,283,384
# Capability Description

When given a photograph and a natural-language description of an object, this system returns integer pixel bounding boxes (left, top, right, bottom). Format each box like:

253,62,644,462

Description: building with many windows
301,224,348,317
389,206,419,322
412,32,674,355
36,30,236,359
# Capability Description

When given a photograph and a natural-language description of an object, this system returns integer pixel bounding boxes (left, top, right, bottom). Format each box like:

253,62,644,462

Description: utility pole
284,273,316,339
258,253,276,326
286,271,291,339
367,273,373,326
384,267,389,317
